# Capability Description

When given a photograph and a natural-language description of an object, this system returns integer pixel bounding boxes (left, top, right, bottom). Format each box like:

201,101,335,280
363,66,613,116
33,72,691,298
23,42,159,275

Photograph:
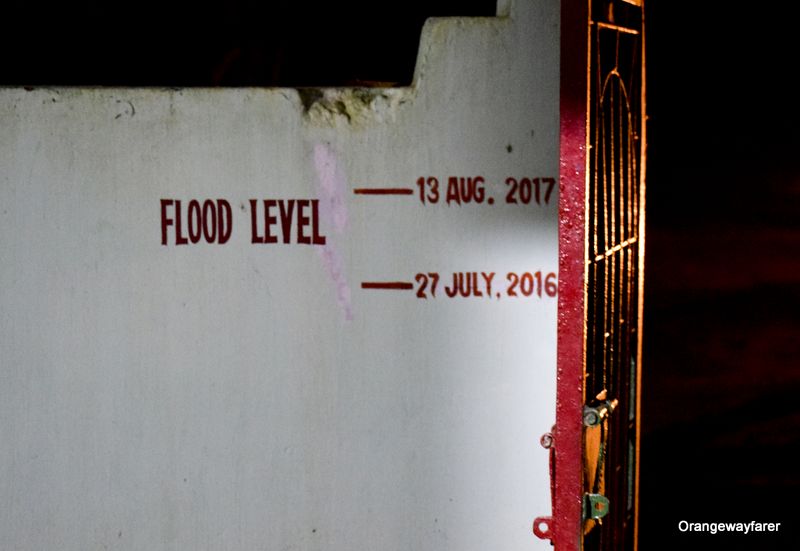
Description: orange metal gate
536,1,645,549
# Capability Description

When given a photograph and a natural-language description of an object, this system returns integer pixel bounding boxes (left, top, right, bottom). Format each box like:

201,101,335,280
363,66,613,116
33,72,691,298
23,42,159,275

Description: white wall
0,1,559,549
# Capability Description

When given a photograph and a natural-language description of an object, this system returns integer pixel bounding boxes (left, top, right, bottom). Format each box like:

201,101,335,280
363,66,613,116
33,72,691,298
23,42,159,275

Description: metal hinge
533,428,556,542
533,516,553,541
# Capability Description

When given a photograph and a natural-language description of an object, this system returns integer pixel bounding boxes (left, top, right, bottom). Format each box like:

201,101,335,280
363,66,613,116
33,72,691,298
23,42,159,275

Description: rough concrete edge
298,87,412,129
299,0,517,128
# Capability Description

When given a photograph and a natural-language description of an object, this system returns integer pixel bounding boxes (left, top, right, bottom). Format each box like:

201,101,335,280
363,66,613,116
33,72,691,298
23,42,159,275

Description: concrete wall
0,1,559,549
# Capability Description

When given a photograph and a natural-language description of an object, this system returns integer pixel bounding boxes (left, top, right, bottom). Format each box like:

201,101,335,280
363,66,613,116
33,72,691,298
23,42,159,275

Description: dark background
640,2,799,548
3,1,797,548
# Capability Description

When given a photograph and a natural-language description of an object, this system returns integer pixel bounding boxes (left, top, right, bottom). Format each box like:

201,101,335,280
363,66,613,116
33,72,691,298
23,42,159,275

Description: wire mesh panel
583,1,644,549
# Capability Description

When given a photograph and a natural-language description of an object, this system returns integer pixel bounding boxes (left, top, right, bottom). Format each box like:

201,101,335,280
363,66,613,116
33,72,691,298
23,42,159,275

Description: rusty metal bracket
583,493,610,521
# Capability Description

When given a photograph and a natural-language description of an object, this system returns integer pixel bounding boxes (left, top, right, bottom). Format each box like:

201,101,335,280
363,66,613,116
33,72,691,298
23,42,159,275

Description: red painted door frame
547,1,645,549
555,0,590,548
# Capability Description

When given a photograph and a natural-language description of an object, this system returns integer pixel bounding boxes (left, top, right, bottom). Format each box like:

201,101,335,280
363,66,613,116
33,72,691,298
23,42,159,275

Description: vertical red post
556,0,590,549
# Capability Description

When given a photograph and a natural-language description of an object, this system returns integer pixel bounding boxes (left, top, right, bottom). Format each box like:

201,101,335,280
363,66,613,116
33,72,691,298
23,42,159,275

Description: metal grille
584,1,644,549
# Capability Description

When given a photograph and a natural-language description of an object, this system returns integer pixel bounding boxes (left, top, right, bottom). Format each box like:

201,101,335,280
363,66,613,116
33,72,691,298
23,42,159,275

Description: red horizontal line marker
361,282,414,290
353,188,413,195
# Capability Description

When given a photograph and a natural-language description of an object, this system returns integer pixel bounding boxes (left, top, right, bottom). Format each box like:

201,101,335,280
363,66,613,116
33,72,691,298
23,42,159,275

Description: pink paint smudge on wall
314,144,349,233
313,143,353,321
